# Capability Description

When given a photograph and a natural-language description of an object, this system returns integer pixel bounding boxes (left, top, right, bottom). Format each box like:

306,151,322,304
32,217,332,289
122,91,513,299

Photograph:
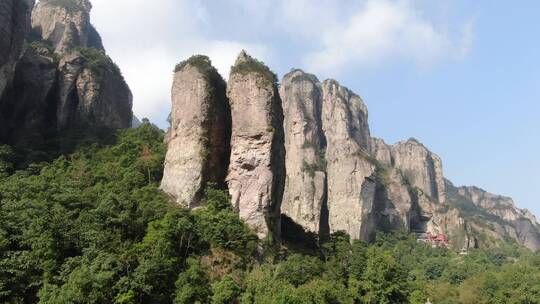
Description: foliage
230,52,278,86
1,120,539,303
70,47,123,77
45,0,87,13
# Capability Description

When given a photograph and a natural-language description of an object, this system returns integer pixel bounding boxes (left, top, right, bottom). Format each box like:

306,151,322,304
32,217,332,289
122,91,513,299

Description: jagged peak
282,68,320,84
230,50,277,85
234,49,249,65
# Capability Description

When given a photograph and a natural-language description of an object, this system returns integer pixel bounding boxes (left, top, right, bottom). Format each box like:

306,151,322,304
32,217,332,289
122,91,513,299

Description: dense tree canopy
0,122,539,303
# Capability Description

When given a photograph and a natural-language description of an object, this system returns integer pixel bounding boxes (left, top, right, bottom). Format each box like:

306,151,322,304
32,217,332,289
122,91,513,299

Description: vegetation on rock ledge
230,52,278,86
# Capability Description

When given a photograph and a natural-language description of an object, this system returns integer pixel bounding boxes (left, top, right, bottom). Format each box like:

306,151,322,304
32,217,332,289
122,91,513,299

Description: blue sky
89,0,539,218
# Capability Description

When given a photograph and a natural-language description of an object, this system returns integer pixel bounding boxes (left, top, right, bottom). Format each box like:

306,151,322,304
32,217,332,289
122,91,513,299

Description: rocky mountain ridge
162,54,540,251
1,0,537,251
0,0,131,147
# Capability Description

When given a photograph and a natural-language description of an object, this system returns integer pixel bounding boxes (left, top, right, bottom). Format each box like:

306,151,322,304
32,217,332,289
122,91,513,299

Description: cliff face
0,0,34,136
56,49,132,130
280,70,326,234
370,138,446,204
275,68,539,250
161,56,230,207
0,44,57,146
321,79,376,240
226,51,285,239
0,0,131,145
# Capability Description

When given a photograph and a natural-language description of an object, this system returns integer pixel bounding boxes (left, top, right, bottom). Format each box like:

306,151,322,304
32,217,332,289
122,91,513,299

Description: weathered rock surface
161,56,230,207
321,79,376,240
31,0,103,54
280,70,326,234
1,0,131,145
371,138,446,203
56,49,132,130
0,43,58,145
226,51,285,239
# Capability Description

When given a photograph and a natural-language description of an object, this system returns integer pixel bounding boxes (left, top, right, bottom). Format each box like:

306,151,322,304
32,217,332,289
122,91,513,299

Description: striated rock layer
226,51,285,239
161,56,230,207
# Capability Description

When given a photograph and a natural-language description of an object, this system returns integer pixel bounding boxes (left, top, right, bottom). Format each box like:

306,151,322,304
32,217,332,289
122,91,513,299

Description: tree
174,257,210,304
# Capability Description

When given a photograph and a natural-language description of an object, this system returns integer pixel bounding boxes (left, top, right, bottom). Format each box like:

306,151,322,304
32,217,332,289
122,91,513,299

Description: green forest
1,122,539,304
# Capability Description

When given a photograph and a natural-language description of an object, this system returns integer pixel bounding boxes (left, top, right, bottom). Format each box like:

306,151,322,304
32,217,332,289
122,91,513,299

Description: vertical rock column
227,51,285,239
161,56,230,207
321,79,376,240
280,69,326,234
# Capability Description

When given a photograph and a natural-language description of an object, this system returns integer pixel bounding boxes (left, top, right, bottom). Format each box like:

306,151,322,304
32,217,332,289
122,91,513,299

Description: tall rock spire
280,69,327,235
161,55,231,207
321,79,377,240
226,51,285,239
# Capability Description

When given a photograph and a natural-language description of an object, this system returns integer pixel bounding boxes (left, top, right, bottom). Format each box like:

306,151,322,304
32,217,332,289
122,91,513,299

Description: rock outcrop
280,70,326,234
31,0,103,54
161,56,230,207
321,79,376,240
0,0,132,145
56,49,132,130
446,182,540,251
370,138,446,204
226,51,285,239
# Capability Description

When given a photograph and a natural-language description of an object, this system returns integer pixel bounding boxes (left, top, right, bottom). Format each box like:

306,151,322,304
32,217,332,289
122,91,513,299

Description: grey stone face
226,51,285,239
161,61,230,208
31,0,103,54
280,70,326,234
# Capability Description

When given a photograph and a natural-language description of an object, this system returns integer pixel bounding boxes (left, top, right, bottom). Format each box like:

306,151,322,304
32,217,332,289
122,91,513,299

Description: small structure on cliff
417,232,450,248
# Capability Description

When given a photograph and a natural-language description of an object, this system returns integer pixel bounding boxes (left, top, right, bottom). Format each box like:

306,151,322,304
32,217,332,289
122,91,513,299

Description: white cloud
86,0,474,125
89,0,269,126
302,0,475,75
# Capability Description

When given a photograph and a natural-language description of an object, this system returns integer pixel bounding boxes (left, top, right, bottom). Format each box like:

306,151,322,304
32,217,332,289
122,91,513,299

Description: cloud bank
88,0,474,126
